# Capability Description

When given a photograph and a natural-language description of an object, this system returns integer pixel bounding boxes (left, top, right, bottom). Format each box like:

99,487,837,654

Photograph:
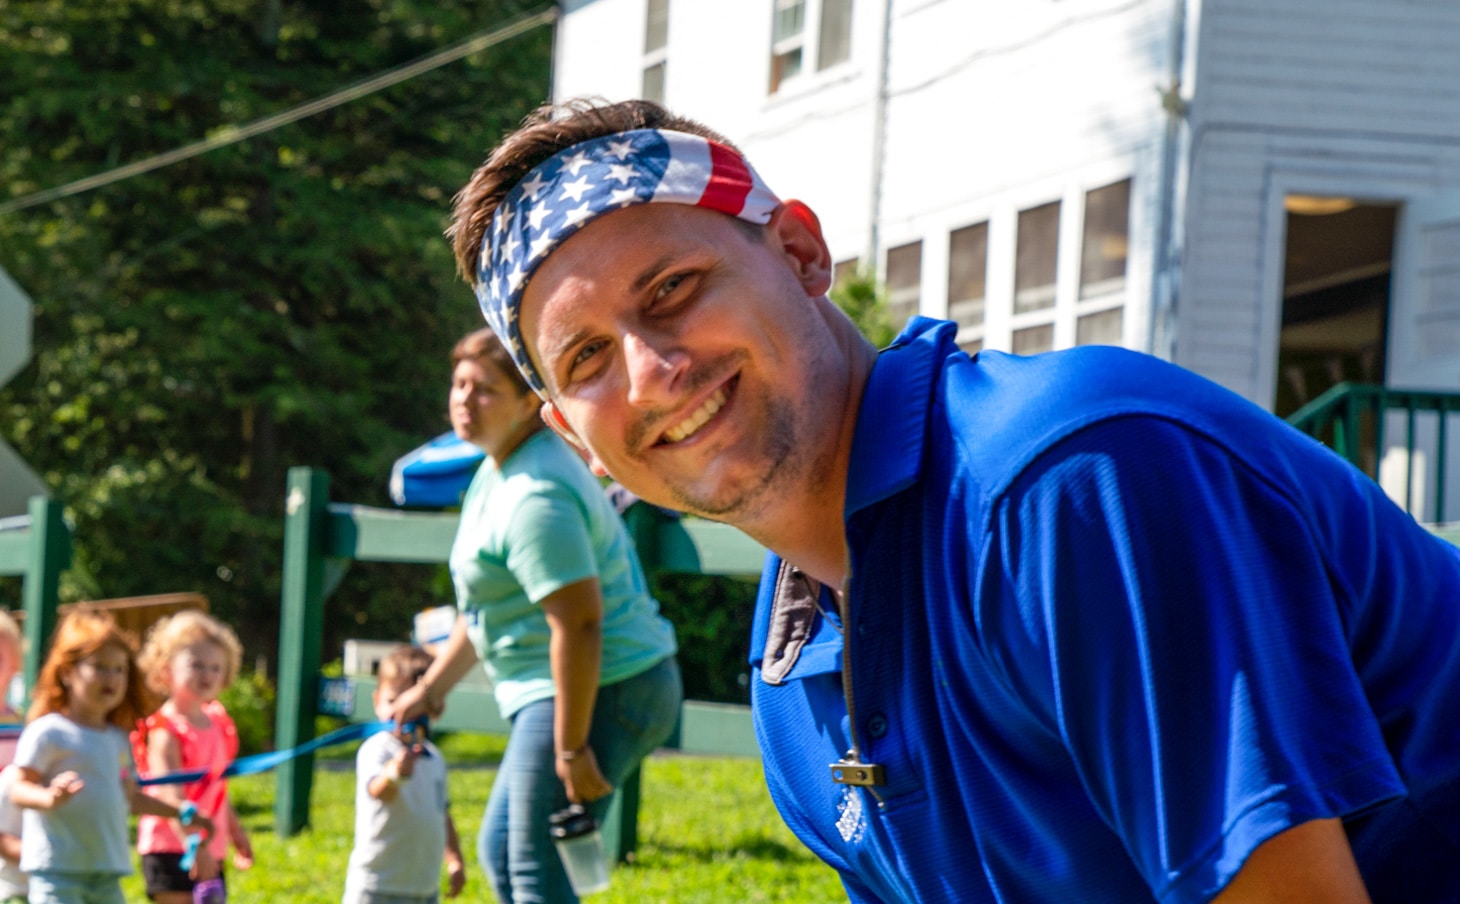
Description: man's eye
567,340,608,382
654,272,695,304
573,341,604,366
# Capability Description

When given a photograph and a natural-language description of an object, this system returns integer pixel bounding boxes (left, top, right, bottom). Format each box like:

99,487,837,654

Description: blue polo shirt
750,318,1460,903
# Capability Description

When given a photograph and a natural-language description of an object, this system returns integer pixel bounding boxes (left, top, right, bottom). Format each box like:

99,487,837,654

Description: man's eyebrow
630,251,680,296
541,325,592,368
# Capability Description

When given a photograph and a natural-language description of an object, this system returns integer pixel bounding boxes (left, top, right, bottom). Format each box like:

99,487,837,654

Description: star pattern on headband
559,175,593,203
607,163,638,185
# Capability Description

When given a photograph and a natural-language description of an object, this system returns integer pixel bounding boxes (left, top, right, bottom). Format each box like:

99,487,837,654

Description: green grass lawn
121,733,844,903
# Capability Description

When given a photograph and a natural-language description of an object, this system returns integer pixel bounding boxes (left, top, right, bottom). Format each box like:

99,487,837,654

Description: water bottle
548,804,610,895
193,878,226,904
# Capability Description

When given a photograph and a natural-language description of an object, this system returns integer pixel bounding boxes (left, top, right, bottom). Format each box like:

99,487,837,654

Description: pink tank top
134,701,238,858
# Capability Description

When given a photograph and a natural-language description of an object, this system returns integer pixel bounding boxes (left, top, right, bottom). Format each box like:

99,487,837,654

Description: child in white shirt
343,645,464,904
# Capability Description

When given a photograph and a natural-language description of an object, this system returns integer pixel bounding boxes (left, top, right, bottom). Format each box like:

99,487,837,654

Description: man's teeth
664,386,728,443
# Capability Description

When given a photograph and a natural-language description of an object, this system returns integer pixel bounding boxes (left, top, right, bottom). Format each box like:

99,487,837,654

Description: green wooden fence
272,467,768,857
1287,383,1460,522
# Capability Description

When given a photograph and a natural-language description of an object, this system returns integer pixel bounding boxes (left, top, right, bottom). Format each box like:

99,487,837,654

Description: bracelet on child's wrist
556,743,591,762
178,801,198,827
416,675,443,712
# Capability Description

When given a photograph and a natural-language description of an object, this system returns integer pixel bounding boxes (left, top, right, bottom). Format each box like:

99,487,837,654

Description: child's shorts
141,853,226,899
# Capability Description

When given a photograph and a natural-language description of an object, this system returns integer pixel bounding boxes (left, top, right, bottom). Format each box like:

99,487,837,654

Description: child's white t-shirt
344,731,448,898
12,713,134,875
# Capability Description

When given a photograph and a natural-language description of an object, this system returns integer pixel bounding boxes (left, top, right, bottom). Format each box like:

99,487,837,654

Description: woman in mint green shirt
391,329,680,903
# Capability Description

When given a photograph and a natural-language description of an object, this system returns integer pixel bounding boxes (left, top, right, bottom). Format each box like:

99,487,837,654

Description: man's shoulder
935,345,1251,491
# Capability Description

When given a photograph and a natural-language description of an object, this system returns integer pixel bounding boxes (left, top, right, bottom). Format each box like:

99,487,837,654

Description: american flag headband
475,128,781,394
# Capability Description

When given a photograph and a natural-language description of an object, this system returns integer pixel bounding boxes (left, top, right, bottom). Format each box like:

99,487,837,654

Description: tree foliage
830,265,897,348
0,0,553,664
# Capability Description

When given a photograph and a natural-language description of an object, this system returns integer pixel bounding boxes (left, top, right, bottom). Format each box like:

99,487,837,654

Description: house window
1080,179,1129,299
947,221,988,332
1015,201,1060,313
885,240,922,329
833,257,860,288
770,0,806,93
1012,323,1054,355
1076,307,1124,346
818,0,853,69
643,0,669,103
642,62,666,103
770,0,852,93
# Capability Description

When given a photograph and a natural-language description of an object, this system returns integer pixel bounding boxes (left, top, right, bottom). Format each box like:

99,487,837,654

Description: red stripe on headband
698,141,754,216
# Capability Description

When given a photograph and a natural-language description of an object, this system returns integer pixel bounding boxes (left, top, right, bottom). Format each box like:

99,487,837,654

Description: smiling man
446,99,1460,903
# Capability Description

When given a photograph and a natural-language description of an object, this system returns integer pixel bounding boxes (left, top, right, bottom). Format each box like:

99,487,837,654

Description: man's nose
623,331,688,408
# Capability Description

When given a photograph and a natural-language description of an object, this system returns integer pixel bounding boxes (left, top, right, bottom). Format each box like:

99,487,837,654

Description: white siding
1175,0,1460,403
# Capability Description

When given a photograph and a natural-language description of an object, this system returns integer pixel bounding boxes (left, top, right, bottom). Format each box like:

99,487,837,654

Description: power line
0,7,557,216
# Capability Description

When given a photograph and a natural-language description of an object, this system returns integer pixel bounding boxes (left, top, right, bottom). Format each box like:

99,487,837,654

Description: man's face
518,202,834,522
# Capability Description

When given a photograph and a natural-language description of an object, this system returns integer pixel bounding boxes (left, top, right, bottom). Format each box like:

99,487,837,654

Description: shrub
220,667,276,755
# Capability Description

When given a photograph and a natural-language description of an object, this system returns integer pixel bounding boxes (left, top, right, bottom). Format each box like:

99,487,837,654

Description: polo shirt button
867,713,888,739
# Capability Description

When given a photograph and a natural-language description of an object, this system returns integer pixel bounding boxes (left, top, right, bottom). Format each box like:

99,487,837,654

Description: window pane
1015,201,1060,313
645,0,669,51
947,221,987,329
959,337,983,356
818,0,853,70
770,47,802,92
1080,179,1130,299
774,0,805,42
1012,323,1053,355
1076,307,1124,347
885,240,922,329
642,62,666,104
833,258,860,288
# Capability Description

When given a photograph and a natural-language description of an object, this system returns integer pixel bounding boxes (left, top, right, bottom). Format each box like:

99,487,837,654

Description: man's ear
767,200,833,297
540,401,611,477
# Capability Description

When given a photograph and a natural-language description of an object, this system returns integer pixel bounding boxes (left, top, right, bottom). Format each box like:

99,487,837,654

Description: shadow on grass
636,834,815,864
233,796,271,818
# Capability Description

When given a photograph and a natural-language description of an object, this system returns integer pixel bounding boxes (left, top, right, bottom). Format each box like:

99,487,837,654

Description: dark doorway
1276,199,1397,421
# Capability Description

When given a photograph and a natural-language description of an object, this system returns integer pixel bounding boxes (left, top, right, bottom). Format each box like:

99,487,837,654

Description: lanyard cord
836,581,886,804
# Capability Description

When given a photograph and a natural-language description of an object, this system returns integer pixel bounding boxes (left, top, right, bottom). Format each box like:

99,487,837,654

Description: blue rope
0,719,427,787
138,719,427,787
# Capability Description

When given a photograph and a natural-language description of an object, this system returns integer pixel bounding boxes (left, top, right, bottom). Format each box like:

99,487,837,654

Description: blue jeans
26,872,124,904
480,656,682,904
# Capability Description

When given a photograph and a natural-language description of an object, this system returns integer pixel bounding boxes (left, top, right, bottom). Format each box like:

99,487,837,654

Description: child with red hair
9,606,211,904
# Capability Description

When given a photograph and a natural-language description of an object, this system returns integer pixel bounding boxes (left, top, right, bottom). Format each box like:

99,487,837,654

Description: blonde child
134,610,253,904
344,645,465,904
0,611,26,904
8,605,212,904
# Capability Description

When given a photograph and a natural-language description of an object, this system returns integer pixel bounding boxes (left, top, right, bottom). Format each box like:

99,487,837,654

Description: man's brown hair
447,98,739,287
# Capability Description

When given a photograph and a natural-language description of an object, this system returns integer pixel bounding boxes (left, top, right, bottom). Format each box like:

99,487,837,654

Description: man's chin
660,461,789,521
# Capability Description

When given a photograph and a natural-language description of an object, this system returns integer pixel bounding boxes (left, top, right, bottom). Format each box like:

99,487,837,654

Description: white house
550,0,1460,521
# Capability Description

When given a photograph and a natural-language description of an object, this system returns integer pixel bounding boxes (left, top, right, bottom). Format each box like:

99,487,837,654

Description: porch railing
1286,383,1460,523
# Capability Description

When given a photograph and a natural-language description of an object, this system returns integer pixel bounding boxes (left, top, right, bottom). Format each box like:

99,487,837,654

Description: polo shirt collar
750,317,956,678
844,316,954,519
